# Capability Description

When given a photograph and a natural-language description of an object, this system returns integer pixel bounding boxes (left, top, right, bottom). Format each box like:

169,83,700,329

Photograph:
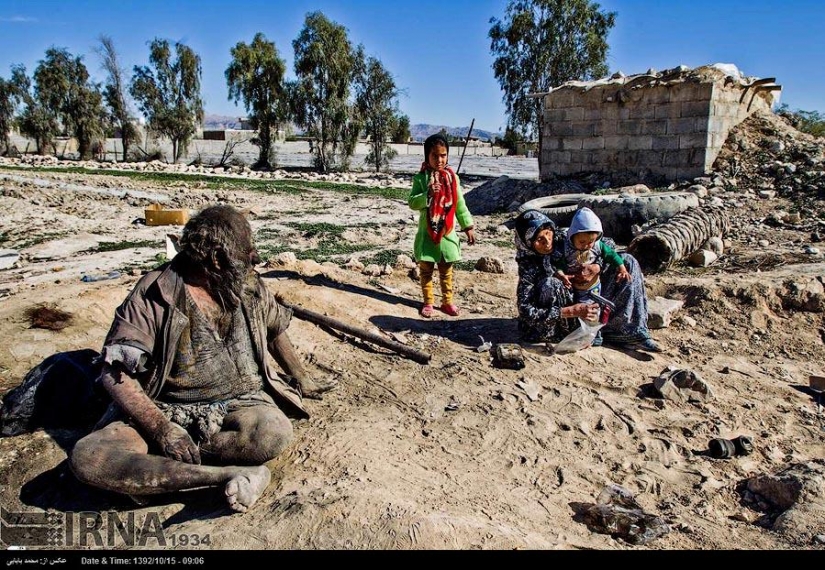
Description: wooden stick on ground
283,302,432,365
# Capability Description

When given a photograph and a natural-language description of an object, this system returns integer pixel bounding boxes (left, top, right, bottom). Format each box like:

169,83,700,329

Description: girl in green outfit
408,133,476,318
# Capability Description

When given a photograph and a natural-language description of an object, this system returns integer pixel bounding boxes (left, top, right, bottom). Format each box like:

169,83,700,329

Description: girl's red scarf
422,163,458,244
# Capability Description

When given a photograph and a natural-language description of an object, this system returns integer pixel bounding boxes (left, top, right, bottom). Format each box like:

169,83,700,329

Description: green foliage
96,36,141,161
360,248,408,267
489,0,616,153
497,126,524,154
130,39,204,163
453,260,477,272
256,221,376,264
291,11,359,173
34,48,106,160
12,64,59,155
94,239,162,252
226,33,288,170
354,54,401,172
0,75,22,154
392,114,411,144
0,163,409,199
777,104,825,138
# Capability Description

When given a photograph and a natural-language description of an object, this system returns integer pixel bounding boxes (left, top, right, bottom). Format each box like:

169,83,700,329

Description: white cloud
0,16,37,23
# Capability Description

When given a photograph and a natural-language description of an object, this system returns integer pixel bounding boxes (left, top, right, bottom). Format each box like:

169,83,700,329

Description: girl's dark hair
424,133,449,157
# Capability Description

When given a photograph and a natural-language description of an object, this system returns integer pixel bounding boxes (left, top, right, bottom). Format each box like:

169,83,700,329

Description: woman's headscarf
514,209,557,259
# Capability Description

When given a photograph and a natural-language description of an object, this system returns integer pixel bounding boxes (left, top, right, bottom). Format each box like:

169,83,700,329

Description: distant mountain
203,114,503,142
410,124,502,143
203,114,245,130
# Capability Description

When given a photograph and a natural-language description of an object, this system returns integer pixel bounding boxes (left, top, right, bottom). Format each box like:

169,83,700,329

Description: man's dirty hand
158,422,201,464
299,377,339,401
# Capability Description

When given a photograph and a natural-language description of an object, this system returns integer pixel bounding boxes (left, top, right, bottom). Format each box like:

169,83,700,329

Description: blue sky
0,0,822,134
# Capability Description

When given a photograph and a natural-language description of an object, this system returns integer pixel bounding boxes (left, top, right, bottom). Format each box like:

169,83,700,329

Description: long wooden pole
455,118,475,176
284,302,432,365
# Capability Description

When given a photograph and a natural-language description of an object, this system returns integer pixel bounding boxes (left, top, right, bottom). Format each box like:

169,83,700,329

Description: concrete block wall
540,77,775,182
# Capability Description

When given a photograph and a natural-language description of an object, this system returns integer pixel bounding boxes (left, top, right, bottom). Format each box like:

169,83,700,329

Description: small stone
687,184,708,198
475,256,506,274
702,237,724,255
757,240,770,248
680,315,697,327
687,249,718,267
803,245,820,255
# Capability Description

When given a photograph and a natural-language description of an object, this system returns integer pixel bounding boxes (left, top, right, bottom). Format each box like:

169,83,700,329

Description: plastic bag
553,318,603,355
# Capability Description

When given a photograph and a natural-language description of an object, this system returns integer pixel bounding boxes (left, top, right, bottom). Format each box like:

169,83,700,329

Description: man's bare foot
225,465,271,513
299,377,338,401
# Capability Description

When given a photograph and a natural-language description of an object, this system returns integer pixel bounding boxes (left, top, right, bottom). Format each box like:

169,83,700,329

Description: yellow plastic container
145,204,190,226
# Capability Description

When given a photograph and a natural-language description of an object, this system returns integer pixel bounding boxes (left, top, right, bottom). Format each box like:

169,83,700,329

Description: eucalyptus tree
12,65,60,155
392,114,411,144
353,53,402,172
34,47,106,159
489,0,615,156
0,75,22,154
96,35,140,161
292,11,359,172
130,39,204,163
226,32,288,170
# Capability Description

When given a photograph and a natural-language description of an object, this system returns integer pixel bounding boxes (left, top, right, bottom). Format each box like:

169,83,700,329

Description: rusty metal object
282,302,432,365
627,206,731,273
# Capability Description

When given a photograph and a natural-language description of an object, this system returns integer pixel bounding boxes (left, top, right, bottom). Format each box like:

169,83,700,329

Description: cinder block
643,120,668,135
617,120,644,135
582,136,605,150
548,89,575,109
562,138,583,150
679,133,709,149
572,121,595,136
680,100,710,117
629,105,656,119
570,151,588,164
544,109,566,122
548,122,573,137
617,150,640,167
548,150,572,164
645,86,671,105
598,120,618,135
604,135,629,150
668,117,698,135
584,108,602,121
654,104,680,120
639,151,664,167
628,136,653,150
652,136,680,151
662,149,692,167
565,107,585,121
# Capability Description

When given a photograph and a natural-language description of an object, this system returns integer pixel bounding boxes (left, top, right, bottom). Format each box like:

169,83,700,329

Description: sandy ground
0,159,824,551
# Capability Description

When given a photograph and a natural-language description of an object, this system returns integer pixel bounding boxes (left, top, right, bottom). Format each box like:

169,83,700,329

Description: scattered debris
653,366,714,403
476,335,492,353
574,484,671,545
708,435,754,459
516,378,540,401
491,343,526,370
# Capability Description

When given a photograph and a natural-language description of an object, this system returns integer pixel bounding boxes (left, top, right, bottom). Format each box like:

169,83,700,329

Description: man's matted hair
178,205,251,265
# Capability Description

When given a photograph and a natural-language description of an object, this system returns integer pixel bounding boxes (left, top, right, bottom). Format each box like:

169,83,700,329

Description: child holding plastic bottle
408,133,475,318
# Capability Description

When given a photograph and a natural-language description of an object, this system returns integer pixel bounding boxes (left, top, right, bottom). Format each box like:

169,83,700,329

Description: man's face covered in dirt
178,205,261,312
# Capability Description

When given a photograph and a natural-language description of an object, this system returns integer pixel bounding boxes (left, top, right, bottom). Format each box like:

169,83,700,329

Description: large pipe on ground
627,206,730,273
282,302,432,365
